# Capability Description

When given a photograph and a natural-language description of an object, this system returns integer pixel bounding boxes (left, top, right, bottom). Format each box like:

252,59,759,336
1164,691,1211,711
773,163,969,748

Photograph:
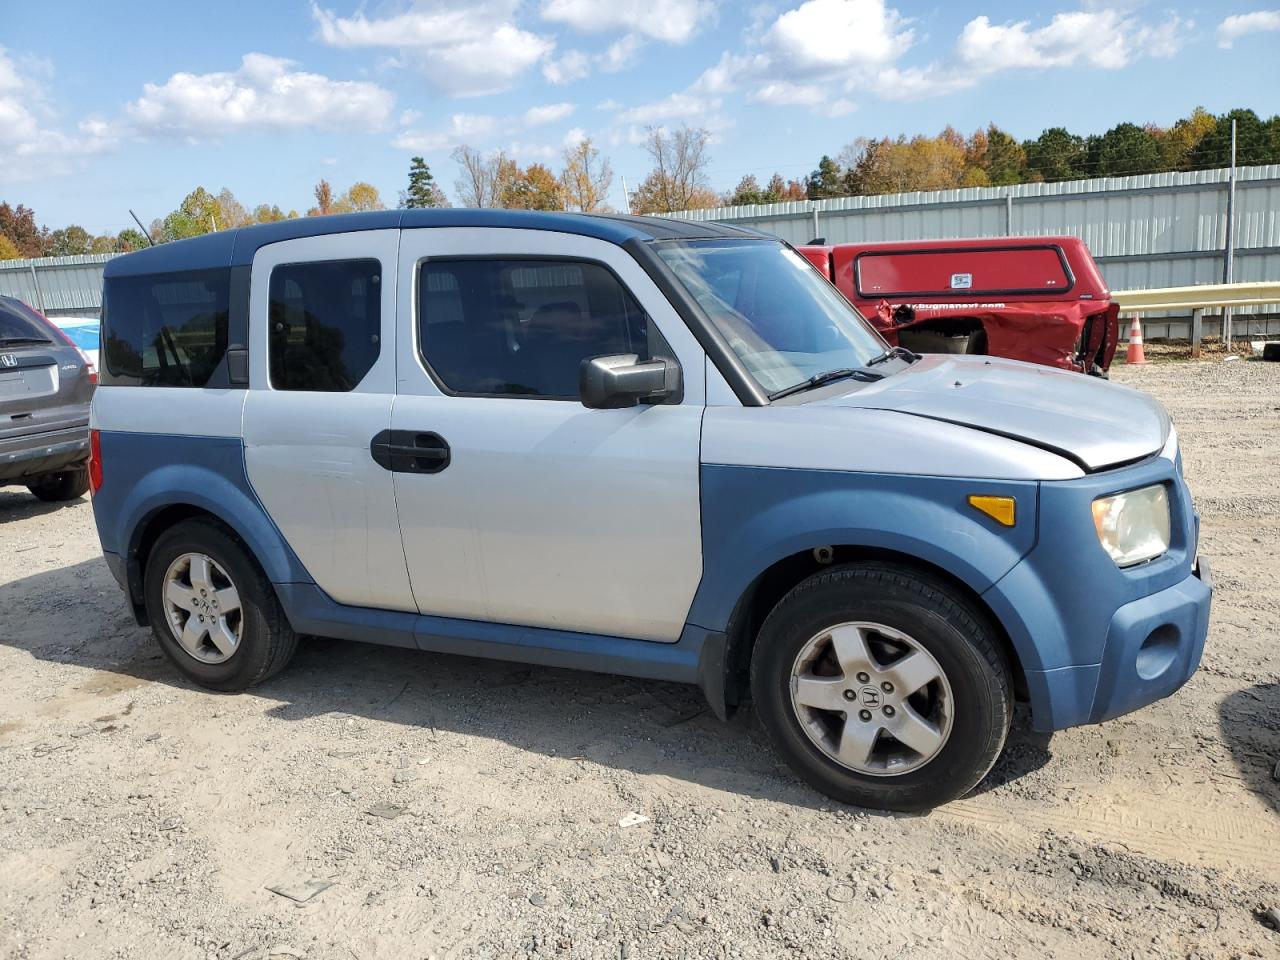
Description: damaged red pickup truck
798,236,1120,375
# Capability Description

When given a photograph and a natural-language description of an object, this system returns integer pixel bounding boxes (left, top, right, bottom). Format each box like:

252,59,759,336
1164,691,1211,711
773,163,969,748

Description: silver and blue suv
89,211,1212,811
1,295,95,501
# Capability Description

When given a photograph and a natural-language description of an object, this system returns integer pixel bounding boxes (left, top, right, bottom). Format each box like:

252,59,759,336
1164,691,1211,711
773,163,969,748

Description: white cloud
1217,10,1280,47
543,49,591,84
0,47,114,182
523,102,576,126
540,0,714,43
562,126,588,148
393,102,579,152
392,112,497,151
601,34,644,72
313,2,553,96
765,0,914,70
127,53,394,136
617,92,720,125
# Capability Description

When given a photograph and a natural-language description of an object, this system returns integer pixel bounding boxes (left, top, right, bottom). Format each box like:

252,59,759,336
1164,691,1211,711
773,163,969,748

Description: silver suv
0,295,95,501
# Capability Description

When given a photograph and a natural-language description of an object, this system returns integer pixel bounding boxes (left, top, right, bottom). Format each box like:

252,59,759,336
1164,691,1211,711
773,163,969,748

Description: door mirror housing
579,354,680,409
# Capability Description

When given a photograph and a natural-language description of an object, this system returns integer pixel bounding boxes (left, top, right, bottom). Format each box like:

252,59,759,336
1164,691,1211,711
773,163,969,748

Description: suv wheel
144,519,298,691
750,563,1012,812
27,467,89,502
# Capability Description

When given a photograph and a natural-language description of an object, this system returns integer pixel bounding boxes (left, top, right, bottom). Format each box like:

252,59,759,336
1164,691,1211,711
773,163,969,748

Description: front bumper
983,454,1211,732
1087,554,1211,724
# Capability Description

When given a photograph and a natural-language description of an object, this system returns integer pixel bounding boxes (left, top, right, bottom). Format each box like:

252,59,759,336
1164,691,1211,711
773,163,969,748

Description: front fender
687,464,1039,644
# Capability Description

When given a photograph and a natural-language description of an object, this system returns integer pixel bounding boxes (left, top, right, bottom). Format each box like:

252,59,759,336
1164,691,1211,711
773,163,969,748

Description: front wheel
750,563,1012,812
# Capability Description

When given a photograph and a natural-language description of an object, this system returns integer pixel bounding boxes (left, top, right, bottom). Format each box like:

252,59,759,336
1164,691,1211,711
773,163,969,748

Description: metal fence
665,164,1280,339
0,253,114,319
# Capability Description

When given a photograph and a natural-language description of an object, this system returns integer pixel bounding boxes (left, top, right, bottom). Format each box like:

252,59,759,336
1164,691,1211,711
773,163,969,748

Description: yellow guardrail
1111,281,1280,312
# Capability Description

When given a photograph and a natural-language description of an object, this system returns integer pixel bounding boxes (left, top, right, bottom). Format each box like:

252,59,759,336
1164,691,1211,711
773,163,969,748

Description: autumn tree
48,225,93,257
1156,107,1216,170
161,187,221,240
309,180,335,217
560,137,613,212
0,202,48,258
1188,108,1278,169
452,145,499,208
404,156,448,208
632,126,716,213
502,163,564,210
333,182,385,213
0,235,21,260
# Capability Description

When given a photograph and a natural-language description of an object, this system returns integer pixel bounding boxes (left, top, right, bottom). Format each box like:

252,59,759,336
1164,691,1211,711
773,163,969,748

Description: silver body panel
811,355,1170,472
392,228,705,643
242,230,416,613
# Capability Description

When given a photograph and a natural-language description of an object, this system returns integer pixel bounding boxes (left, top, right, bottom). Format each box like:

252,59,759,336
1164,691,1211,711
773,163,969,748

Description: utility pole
620,174,632,215
1222,117,1237,348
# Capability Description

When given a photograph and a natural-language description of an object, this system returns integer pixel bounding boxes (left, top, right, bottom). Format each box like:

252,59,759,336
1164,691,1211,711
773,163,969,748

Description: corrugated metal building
0,253,114,319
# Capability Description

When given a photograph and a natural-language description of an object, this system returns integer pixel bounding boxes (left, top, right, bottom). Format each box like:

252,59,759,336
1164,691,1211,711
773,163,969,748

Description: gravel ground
1,359,1277,960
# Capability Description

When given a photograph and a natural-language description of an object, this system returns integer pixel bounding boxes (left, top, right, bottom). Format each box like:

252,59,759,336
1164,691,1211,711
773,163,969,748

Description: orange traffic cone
1125,315,1148,365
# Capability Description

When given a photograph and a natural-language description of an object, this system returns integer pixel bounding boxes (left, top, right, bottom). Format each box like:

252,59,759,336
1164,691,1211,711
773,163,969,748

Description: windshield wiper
769,367,883,401
866,345,919,367
0,336,53,346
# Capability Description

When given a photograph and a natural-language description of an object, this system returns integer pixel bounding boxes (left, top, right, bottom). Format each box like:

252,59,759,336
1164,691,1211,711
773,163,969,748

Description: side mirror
579,354,680,409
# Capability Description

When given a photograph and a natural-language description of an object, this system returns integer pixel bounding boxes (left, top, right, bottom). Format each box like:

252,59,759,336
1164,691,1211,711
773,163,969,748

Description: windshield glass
654,239,886,396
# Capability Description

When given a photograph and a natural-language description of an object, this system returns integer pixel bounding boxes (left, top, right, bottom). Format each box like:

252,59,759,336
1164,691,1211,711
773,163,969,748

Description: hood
811,355,1170,472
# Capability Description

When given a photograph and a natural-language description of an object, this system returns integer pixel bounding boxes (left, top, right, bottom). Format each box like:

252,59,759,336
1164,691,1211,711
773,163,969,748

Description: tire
143,518,298,691
27,467,89,502
750,562,1012,812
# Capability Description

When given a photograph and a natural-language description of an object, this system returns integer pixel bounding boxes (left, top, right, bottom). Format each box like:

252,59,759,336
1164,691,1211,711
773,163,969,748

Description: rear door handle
370,430,451,473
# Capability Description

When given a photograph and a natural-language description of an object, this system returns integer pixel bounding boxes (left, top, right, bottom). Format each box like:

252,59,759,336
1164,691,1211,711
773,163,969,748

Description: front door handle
370,430,451,474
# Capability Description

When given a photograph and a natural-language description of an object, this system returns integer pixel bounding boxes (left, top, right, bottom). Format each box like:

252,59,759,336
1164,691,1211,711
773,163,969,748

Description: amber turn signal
968,494,1016,527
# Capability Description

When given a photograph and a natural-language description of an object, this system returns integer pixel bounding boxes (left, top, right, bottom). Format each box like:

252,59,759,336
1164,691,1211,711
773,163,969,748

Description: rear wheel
143,519,298,691
750,562,1012,812
27,467,89,502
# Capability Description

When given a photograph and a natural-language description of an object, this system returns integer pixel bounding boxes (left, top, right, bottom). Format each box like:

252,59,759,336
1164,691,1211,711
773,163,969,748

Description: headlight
1092,485,1171,567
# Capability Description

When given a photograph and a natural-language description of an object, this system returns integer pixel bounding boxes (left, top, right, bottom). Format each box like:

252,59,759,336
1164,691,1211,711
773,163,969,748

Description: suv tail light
88,429,103,495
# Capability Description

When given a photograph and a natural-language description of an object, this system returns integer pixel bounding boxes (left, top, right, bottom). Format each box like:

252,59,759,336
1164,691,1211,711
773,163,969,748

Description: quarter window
269,259,381,392
101,269,231,387
418,259,659,399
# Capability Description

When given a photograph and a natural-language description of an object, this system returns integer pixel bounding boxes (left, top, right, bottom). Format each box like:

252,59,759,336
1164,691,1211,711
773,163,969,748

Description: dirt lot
1,360,1277,960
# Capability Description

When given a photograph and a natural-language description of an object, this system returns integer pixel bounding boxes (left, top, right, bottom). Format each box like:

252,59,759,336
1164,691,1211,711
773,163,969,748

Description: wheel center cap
859,686,882,707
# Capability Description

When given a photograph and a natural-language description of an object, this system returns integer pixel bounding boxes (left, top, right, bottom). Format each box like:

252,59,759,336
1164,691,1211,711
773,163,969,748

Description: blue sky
3,1,1279,235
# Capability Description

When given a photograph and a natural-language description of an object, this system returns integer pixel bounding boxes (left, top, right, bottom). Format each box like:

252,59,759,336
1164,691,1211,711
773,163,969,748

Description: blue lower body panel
277,583,710,685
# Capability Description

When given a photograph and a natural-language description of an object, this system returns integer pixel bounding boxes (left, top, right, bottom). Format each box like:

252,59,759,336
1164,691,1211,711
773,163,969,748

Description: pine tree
405,157,444,208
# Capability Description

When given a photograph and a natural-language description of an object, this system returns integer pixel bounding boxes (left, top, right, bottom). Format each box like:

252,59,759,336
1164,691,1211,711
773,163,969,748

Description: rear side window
0,298,55,344
269,259,381,392
418,258,655,399
855,246,1073,298
102,269,231,387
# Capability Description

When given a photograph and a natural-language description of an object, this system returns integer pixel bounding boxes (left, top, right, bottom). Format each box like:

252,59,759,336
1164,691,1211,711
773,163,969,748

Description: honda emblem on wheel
0,354,16,367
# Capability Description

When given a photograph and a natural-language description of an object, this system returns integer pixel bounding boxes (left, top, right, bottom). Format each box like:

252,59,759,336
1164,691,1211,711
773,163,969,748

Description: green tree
728,174,768,205
404,157,447,208
984,125,1027,185
1089,122,1162,177
161,187,221,240
1024,127,1087,182
1187,108,1276,169
48,225,92,256
115,228,149,251
806,155,846,199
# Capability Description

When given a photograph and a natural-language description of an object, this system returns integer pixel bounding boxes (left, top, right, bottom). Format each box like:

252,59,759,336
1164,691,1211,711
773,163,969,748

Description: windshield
654,239,886,396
